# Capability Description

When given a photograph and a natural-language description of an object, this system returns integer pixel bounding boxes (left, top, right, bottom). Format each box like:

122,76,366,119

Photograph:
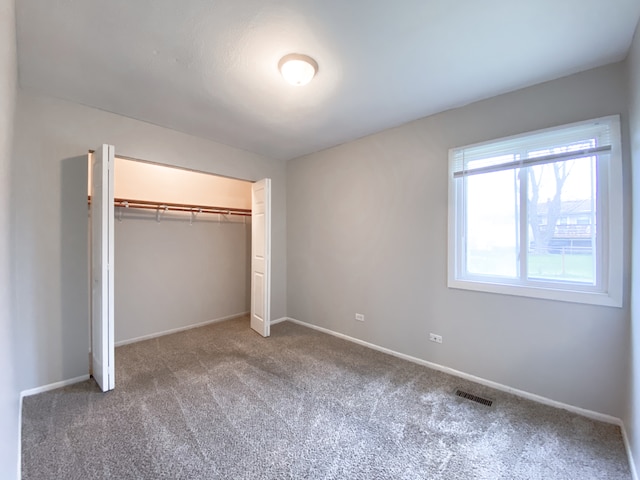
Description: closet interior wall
98,158,253,345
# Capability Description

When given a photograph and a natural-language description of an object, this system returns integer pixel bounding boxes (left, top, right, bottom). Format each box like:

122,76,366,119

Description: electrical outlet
355,313,364,322
429,333,443,344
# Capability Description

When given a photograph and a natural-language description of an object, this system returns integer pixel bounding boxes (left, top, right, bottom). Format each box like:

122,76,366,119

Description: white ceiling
15,0,640,160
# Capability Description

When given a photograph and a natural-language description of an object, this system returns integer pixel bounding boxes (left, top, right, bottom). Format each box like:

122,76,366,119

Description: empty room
2,0,640,479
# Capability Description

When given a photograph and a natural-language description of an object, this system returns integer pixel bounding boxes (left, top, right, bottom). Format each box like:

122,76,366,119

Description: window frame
447,115,623,307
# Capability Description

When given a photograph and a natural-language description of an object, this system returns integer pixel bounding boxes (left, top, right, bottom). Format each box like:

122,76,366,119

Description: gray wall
626,16,640,477
287,62,631,418
114,212,250,344
0,0,17,477
11,91,287,392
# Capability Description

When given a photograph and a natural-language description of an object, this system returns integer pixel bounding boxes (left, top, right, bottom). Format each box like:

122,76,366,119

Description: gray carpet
22,316,631,479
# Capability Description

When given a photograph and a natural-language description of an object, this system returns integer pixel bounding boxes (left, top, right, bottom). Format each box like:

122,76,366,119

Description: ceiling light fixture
278,53,318,86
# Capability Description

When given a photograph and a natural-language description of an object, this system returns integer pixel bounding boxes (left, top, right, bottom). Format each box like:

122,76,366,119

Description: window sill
447,278,622,308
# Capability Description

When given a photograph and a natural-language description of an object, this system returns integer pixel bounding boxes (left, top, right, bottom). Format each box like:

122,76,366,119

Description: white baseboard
17,392,22,480
270,317,288,325
284,317,621,426
115,312,250,347
20,374,90,398
621,424,639,480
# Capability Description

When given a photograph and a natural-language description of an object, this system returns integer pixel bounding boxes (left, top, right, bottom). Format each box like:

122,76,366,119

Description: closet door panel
251,178,271,337
91,144,115,391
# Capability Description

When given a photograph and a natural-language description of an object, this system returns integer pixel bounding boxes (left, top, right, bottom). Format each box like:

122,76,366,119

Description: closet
111,158,253,345
88,148,269,391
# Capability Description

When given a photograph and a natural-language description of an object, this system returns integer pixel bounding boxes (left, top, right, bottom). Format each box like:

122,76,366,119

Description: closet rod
87,196,252,217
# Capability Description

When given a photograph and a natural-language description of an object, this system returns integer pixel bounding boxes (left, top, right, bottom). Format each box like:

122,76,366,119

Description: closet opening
88,148,271,392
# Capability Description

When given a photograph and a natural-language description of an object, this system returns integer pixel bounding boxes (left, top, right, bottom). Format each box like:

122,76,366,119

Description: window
448,115,622,307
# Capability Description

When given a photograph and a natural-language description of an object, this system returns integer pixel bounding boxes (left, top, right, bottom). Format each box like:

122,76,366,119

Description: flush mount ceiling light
278,53,318,86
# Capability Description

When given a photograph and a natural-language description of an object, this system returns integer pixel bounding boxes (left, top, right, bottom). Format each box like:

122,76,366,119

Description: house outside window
448,115,622,307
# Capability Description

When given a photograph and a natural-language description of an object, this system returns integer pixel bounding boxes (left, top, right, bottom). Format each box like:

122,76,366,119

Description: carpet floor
22,316,631,479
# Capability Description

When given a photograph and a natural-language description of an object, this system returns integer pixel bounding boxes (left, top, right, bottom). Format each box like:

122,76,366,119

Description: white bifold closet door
91,144,115,392
251,178,271,337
